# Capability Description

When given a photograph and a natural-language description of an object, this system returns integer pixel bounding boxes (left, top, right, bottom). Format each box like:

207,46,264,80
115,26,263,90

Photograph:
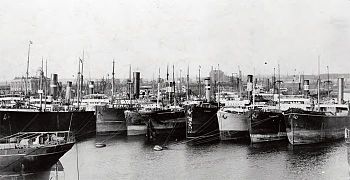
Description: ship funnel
247,75,253,101
133,72,140,99
65,81,72,103
303,80,310,97
88,81,94,94
338,78,344,104
50,74,58,100
205,77,211,102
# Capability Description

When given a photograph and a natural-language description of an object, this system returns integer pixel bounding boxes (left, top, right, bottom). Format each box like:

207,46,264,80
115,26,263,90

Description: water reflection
59,134,350,179
0,161,64,180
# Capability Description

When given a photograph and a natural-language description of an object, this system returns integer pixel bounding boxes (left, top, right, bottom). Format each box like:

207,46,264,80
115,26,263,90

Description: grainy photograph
1,0,350,179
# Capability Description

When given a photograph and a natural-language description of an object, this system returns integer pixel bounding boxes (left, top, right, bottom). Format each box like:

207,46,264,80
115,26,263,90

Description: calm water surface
2,136,349,180
61,136,349,180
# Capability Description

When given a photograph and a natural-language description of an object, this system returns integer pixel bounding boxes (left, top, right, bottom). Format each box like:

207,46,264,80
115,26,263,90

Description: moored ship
186,103,219,143
216,75,255,141
0,109,96,140
143,107,186,142
284,78,350,145
186,78,220,144
284,105,350,145
249,95,311,143
217,100,252,141
0,131,74,174
249,108,285,143
96,104,132,135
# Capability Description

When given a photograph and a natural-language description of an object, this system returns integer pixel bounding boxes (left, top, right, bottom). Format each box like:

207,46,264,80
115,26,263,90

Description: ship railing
0,131,75,149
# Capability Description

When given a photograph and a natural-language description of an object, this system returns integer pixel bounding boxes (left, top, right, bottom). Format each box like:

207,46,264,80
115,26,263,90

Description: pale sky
1,0,350,81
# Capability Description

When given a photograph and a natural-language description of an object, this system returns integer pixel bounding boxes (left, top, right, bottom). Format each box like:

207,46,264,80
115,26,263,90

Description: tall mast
180,69,182,98
25,41,33,96
77,58,81,109
238,66,242,98
111,60,115,105
186,65,189,101
173,65,176,107
167,65,170,103
39,57,43,111
129,64,132,82
217,64,220,106
326,65,330,99
81,51,84,97
317,56,321,112
198,65,201,99
278,64,281,110
157,68,160,108
44,59,47,110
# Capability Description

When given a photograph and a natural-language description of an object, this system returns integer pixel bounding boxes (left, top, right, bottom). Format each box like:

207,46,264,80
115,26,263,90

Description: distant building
0,84,10,95
209,69,228,83
10,77,50,95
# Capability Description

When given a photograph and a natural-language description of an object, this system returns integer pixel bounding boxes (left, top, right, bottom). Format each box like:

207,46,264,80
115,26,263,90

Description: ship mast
317,56,321,112
44,59,47,110
157,68,160,108
198,65,201,99
39,57,44,111
111,60,115,106
326,65,330,99
278,64,281,110
173,65,176,107
186,65,189,101
77,58,81,109
25,41,32,97
217,64,220,106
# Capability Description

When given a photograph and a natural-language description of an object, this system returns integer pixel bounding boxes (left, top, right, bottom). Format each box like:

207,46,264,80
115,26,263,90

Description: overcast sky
1,0,350,81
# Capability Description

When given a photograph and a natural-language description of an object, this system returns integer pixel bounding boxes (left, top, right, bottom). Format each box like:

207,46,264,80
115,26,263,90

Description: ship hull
0,110,95,140
96,106,129,135
187,106,219,144
124,110,147,136
143,110,186,142
0,142,74,173
217,110,250,141
285,110,350,145
249,110,286,143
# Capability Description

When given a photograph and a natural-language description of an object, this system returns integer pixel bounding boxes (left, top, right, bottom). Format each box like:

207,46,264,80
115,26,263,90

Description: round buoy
95,143,106,148
153,145,163,151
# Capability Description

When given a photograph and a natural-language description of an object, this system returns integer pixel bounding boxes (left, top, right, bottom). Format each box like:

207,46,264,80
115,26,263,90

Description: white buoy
95,143,106,148
153,145,163,151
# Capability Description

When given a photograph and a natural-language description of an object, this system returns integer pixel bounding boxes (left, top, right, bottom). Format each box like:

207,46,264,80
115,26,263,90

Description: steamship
248,95,311,143
284,78,350,145
216,75,256,141
0,74,96,140
0,131,74,173
186,78,220,144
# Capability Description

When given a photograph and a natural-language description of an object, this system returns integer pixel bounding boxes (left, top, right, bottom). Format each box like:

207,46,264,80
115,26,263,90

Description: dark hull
143,110,186,142
249,110,286,143
0,110,96,140
285,109,350,145
0,142,74,173
96,106,129,135
187,106,219,144
124,110,147,136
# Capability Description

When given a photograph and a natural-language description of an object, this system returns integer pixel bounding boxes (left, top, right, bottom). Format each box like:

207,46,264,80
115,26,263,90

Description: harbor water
1,135,349,180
